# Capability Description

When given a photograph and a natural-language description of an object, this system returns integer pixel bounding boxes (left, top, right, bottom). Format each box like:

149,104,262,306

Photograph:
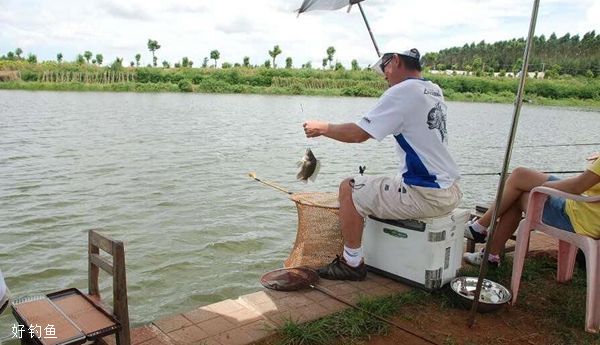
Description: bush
178,79,193,92
197,78,230,93
289,84,304,95
341,85,381,97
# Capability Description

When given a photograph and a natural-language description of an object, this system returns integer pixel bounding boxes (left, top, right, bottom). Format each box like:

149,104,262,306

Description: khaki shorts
350,175,462,219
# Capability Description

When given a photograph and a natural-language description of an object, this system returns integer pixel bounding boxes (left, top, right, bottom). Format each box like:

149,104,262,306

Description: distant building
429,69,544,79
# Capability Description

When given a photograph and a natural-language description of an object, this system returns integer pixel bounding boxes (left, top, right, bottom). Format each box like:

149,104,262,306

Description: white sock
488,253,501,263
343,245,363,267
471,221,488,234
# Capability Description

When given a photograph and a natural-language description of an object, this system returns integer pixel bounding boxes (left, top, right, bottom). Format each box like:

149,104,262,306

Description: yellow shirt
565,158,600,238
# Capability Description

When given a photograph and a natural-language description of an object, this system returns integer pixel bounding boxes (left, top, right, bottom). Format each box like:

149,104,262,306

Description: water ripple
0,90,598,334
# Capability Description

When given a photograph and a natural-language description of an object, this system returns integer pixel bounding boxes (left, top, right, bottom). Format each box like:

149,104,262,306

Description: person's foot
317,255,367,281
463,250,499,268
464,220,487,243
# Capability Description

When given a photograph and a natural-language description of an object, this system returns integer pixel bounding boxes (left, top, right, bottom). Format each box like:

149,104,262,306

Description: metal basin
450,276,512,313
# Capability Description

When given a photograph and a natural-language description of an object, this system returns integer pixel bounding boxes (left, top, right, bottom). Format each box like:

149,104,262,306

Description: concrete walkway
102,231,559,345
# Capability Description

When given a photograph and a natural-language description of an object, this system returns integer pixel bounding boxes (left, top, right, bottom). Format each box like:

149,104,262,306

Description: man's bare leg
339,178,364,248
316,178,367,280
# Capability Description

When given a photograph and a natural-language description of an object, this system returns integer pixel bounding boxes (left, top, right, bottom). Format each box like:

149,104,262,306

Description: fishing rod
310,283,440,344
481,142,600,149
463,170,584,176
247,172,292,195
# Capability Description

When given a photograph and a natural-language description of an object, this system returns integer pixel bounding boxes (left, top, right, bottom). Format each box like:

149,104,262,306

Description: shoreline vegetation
1,61,599,108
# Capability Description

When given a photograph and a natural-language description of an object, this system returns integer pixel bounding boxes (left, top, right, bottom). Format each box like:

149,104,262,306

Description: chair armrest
530,186,600,203
525,186,600,226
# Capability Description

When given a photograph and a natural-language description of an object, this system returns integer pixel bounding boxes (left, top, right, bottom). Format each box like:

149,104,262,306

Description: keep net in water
284,192,343,269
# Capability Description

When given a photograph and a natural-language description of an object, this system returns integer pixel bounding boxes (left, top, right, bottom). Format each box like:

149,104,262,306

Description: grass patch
262,254,600,345
268,290,429,345
1,79,599,109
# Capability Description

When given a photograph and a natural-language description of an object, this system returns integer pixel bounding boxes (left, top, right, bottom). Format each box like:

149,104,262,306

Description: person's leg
339,178,364,249
478,167,548,227
317,178,367,281
489,192,530,255
464,192,529,267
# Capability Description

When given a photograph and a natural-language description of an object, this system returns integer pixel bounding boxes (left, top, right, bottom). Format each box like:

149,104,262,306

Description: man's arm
542,169,600,195
303,120,372,143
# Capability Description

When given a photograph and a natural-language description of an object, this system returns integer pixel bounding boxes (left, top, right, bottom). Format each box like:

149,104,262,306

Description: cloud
0,0,597,68
216,17,256,34
100,0,154,20
166,3,209,13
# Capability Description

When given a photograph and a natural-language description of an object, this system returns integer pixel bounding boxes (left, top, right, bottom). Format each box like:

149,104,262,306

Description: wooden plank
90,254,113,274
89,230,115,255
89,231,100,298
113,241,131,345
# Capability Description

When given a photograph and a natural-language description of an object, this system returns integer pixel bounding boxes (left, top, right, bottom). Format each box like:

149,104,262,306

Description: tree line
0,39,363,72
422,31,600,78
2,32,599,80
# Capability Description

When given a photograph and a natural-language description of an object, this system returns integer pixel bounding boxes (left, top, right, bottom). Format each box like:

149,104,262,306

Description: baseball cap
371,48,421,75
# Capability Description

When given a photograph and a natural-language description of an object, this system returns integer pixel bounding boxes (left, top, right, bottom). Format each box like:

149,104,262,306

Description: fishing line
462,170,583,176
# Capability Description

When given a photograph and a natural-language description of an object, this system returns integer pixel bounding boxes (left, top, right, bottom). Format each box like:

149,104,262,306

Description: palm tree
84,51,93,63
147,39,161,67
27,54,37,63
210,50,220,67
182,56,190,68
268,45,282,68
326,46,336,69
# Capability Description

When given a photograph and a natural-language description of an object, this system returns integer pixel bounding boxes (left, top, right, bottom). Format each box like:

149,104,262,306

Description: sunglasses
380,54,395,72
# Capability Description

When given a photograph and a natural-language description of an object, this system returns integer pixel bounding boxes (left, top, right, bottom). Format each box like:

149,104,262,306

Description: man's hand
303,120,329,138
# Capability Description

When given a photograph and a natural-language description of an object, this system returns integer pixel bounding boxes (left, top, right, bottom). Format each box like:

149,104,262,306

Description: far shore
1,81,599,109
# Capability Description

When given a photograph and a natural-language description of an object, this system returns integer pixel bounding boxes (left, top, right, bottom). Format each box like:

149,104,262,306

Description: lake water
0,90,598,339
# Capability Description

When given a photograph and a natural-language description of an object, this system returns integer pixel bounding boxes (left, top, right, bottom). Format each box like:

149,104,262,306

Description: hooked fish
296,148,320,182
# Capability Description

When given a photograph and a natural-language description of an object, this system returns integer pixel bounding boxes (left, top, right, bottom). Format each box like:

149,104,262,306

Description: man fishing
303,49,462,280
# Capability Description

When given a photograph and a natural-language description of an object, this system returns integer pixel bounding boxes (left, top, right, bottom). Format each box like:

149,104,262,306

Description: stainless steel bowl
450,276,512,313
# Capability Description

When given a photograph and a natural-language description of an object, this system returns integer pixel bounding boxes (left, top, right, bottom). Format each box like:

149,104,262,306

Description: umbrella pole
357,2,381,57
467,0,541,327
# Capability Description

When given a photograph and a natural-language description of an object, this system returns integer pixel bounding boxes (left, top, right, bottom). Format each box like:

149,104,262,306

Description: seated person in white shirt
303,49,462,281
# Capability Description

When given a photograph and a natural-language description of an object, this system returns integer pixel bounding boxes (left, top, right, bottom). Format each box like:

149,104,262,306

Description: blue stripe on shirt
394,134,440,188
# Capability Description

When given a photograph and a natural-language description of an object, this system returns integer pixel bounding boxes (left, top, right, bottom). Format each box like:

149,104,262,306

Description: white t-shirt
356,78,460,189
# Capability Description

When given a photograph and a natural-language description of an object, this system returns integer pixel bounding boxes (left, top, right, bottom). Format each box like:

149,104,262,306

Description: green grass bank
1,61,599,108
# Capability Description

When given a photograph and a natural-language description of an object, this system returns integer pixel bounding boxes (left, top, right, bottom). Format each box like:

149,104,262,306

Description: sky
0,0,598,68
